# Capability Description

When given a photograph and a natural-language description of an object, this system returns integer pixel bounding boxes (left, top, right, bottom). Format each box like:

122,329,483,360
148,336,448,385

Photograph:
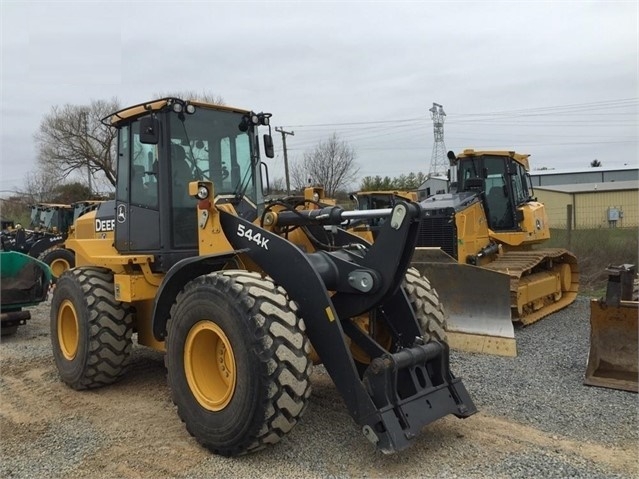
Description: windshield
30,208,41,228
169,108,261,204
41,210,54,228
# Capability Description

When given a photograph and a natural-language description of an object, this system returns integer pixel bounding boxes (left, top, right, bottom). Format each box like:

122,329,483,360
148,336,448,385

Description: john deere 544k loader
50,98,476,456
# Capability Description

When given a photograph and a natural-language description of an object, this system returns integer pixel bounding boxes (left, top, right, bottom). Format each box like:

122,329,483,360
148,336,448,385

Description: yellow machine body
364,150,578,357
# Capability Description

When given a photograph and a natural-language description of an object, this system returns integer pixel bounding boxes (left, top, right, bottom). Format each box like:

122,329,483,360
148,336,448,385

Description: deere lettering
95,218,115,232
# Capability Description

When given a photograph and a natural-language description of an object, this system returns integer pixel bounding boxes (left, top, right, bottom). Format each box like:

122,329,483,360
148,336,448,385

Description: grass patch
542,228,638,296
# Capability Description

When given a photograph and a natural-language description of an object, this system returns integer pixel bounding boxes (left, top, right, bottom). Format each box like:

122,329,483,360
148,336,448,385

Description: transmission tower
428,102,447,176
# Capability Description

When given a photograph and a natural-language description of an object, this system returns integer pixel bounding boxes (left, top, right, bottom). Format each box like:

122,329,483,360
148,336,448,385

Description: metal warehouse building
529,165,638,187
534,180,638,229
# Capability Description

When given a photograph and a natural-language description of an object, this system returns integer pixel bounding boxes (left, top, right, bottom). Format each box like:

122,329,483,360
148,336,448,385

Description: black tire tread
168,270,312,456
52,267,133,390
404,267,447,343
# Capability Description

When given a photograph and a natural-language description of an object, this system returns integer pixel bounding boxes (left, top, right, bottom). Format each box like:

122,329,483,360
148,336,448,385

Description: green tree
50,182,94,204
358,171,427,191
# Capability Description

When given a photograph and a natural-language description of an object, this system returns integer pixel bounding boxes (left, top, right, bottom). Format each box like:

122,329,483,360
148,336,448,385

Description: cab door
115,121,161,253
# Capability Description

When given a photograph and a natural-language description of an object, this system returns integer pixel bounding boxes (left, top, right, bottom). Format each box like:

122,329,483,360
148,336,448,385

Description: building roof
417,176,448,190
535,180,638,194
530,165,638,176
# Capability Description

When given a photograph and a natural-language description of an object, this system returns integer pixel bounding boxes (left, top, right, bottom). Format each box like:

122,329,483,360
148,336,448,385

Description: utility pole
275,127,294,195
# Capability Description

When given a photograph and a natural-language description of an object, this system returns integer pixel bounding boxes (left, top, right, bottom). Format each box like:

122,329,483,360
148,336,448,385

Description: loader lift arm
219,202,476,453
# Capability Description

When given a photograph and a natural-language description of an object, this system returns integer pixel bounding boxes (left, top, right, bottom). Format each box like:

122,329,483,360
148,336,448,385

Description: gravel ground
1,295,637,478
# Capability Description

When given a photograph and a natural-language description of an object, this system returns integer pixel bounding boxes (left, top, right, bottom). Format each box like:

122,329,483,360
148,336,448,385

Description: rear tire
50,267,134,390
39,247,75,279
166,270,312,456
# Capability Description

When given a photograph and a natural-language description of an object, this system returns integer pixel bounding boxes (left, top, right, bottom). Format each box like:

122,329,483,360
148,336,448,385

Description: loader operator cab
108,98,273,271
455,150,534,231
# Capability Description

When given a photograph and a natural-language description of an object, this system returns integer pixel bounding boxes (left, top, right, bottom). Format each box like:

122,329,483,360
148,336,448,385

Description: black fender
151,249,247,340
29,235,67,258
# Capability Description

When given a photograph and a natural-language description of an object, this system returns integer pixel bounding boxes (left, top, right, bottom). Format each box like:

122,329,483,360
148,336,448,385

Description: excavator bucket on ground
411,248,516,357
584,264,638,393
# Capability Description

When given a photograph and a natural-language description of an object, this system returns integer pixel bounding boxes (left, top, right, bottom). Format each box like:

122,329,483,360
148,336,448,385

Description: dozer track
482,248,579,326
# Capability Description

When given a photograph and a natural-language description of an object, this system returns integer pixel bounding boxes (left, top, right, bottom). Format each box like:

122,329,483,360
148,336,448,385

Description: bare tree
289,159,310,192
154,90,225,105
292,133,359,197
35,98,120,187
23,163,65,203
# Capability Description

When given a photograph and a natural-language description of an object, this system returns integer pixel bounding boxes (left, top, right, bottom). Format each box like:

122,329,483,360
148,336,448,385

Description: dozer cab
50,97,476,456
411,150,579,356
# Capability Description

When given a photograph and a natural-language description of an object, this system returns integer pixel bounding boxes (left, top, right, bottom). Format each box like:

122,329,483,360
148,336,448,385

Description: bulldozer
49,97,476,456
408,150,579,357
584,264,638,393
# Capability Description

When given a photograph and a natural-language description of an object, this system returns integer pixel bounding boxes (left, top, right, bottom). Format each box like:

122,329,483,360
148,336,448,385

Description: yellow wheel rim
57,299,79,360
184,320,236,411
50,258,70,278
349,314,392,365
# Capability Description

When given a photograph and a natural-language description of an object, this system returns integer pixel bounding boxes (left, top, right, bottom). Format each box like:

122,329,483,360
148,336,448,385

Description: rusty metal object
584,264,638,393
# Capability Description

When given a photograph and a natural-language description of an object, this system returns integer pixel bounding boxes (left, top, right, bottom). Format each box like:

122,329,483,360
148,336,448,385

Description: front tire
50,267,134,390
166,270,312,456
404,267,447,343
351,268,447,373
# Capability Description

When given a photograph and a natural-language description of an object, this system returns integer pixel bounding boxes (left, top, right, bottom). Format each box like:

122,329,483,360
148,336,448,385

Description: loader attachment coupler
362,341,475,452
219,201,476,453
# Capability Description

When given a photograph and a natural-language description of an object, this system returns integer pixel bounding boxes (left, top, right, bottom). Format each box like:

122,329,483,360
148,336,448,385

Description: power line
278,98,638,130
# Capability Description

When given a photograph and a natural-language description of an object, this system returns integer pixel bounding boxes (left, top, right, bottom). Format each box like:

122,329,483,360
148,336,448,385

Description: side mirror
263,134,274,159
140,117,159,144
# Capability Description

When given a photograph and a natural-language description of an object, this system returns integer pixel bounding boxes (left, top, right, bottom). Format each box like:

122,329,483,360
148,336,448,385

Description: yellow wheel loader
584,264,638,393
411,150,579,356
49,98,476,456
2,201,101,279
347,191,417,243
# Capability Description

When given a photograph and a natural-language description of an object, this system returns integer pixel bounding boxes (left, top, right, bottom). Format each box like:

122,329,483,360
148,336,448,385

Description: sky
1,1,637,196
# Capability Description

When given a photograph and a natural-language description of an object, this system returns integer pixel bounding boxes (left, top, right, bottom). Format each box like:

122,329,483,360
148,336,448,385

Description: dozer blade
584,300,638,393
412,248,516,357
